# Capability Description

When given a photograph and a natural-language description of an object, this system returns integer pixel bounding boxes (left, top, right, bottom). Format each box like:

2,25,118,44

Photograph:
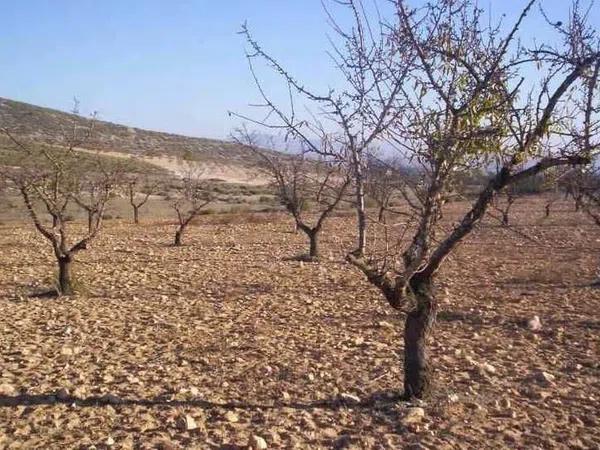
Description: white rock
224,411,239,423
401,407,425,425
248,435,268,450
481,363,497,374
106,436,115,446
340,393,361,404
527,316,542,331
181,414,197,431
534,371,556,385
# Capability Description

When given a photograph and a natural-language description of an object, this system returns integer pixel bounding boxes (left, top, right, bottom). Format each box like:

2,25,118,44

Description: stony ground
0,198,599,449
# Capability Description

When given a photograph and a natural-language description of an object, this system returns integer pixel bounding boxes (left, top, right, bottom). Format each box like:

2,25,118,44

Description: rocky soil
0,199,599,449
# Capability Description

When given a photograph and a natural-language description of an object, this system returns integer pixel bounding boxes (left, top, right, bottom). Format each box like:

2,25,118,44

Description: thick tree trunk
174,226,184,246
57,255,74,295
501,211,509,226
403,277,437,399
378,206,385,223
308,230,319,259
88,211,94,233
133,206,139,224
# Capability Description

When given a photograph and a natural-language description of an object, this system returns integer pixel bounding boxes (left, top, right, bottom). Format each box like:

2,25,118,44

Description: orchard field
0,197,598,449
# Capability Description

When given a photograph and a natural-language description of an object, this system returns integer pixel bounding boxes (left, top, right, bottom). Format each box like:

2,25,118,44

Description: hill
0,97,268,185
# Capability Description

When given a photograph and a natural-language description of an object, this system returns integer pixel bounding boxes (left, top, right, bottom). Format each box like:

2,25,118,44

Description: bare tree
125,172,161,224
364,156,415,224
72,163,123,232
491,185,518,226
576,166,600,225
237,0,600,399
169,161,212,246
235,129,350,259
562,167,590,211
0,110,114,295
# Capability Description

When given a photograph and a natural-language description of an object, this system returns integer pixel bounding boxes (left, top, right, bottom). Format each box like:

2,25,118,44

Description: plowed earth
0,198,599,449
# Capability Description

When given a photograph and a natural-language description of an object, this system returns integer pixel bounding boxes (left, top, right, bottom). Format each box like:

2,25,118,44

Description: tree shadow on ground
0,390,406,411
0,389,418,445
282,254,319,263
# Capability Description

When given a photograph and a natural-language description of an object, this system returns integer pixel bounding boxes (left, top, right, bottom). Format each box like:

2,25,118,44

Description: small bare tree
169,161,212,246
364,156,415,224
562,167,590,211
238,0,600,399
235,129,350,259
72,164,123,232
0,110,114,295
491,185,518,226
576,166,600,224
125,172,161,224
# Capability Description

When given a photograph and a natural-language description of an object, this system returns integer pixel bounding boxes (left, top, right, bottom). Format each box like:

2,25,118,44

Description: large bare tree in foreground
0,116,120,295
239,0,600,398
234,129,350,259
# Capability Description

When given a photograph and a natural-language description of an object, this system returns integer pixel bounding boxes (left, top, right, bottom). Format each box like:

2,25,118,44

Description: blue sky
1,1,597,139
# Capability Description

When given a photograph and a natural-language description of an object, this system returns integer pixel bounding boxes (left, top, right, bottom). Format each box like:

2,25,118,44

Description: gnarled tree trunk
174,227,184,246
87,211,94,233
403,276,437,399
133,205,140,224
308,229,319,259
57,255,74,295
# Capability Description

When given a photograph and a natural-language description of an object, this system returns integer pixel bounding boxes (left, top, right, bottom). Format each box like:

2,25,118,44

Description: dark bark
545,203,551,218
403,276,437,399
87,211,94,233
133,206,140,224
308,230,319,259
174,227,184,246
378,205,385,223
501,212,509,226
57,255,74,295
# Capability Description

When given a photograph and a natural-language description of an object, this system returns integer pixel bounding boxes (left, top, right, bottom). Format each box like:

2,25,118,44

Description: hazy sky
1,1,597,140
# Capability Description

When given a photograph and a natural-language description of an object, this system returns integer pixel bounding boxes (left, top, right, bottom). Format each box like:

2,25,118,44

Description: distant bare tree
562,167,590,211
235,128,350,259
125,172,161,224
237,0,600,399
491,186,518,226
576,166,600,225
169,161,212,246
0,107,115,295
72,163,123,232
364,156,415,224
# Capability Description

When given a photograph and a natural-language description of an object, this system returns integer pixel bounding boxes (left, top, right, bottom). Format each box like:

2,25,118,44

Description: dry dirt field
0,197,599,449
